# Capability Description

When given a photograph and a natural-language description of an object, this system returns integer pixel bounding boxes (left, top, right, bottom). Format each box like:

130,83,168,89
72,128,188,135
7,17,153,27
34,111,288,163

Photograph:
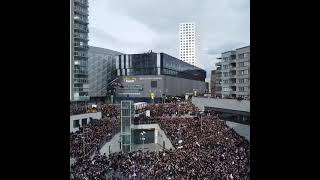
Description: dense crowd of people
70,102,120,118
70,117,120,158
70,100,250,179
145,101,199,117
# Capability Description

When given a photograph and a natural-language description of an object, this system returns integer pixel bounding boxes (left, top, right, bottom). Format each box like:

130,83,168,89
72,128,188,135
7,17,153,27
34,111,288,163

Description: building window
238,53,244,59
82,118,87,126
223,72,228,77
73,120,80,128
244,52,250,58
151,81,157,88
239,87,244,92
244,61,249,66
238,62,244,67
238,79,244,83
244,70,249,75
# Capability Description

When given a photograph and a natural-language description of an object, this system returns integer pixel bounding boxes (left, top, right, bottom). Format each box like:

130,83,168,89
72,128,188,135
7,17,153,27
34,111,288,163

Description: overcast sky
88,0,250,81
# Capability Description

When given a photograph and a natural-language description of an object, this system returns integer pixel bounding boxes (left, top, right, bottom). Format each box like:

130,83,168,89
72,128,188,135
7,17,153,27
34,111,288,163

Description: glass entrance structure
120,101,134,152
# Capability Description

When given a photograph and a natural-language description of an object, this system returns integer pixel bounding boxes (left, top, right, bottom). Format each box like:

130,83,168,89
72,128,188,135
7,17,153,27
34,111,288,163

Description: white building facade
179,22,198,67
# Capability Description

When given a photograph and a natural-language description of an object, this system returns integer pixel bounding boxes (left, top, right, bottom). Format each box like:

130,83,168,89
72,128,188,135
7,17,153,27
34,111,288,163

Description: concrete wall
192,97,250,112
132,124,174,149
98,123,174,156
70,112,102,132
226,121,250,142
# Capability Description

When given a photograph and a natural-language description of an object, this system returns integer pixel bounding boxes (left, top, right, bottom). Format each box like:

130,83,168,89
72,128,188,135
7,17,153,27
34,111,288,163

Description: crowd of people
144,101,199,117
70,102,120,118
70,100,250,179
70,117,120,159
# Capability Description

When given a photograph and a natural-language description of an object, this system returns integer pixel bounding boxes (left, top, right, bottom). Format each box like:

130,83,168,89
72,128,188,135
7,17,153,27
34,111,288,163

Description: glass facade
117,53,157,76
71,0,89,101
121,101,134,153
161,53,205,81
88,47,121,97
115,52,206,81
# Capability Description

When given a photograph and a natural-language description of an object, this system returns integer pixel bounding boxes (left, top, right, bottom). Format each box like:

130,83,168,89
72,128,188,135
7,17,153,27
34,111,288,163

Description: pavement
226,121,250,142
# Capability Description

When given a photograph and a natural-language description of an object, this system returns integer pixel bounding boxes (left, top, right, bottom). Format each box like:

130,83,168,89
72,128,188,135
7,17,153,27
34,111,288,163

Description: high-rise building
214,46,250,99
88,46,122,100
179,22,198,67
70,0,89,101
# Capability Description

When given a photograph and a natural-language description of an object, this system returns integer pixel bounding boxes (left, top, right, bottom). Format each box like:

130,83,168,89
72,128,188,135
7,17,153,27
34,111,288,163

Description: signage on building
139,77,162,80
125,77,136,83
121,85,143,91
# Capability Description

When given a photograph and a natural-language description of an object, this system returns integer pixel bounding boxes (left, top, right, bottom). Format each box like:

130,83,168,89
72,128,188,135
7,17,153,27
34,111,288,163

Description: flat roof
192,97,250,112
236,45,250,50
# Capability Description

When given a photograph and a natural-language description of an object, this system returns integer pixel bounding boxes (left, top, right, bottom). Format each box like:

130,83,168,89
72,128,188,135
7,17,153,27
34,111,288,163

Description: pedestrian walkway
99,133,121,156
226,121,250,142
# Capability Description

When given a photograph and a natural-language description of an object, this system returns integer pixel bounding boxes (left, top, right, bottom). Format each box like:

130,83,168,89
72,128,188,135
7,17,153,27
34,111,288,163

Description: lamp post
140,131,146,150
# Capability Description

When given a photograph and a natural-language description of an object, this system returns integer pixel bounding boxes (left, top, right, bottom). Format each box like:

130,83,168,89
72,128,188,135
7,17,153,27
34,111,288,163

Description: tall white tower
179,22,198,66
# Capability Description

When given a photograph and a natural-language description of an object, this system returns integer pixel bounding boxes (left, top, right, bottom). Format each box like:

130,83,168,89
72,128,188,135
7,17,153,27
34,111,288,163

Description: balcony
74,45,89,50
74,18,88,25
74,0,88,7
74,27,89,33
74,35,89,41
215,62,222,66
229,74,237,78
229,58,236,63
228,82,237,86
74,8,88,16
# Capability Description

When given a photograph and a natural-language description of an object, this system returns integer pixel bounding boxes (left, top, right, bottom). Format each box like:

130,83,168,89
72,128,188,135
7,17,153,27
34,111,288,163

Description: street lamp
140,131,146,150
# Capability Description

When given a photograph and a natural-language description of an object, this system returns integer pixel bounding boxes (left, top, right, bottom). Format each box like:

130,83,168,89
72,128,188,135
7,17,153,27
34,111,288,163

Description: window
151,81,157,88
223,72,228,77
244,52,250,58
238,62,244,67
238,53,244,59
244,78,249,83
238,70,248,75
73,120,80,128
238,87,244,92
223,87,230,92
244,61,249,66
82,118,87,126
238,79,244,83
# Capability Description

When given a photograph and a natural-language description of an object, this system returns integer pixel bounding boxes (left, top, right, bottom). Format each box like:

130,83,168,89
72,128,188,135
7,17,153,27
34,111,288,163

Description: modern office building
70,0,89,101
88,46,122,101
114,52,206,102
179,22,198,67
214,46,250,99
